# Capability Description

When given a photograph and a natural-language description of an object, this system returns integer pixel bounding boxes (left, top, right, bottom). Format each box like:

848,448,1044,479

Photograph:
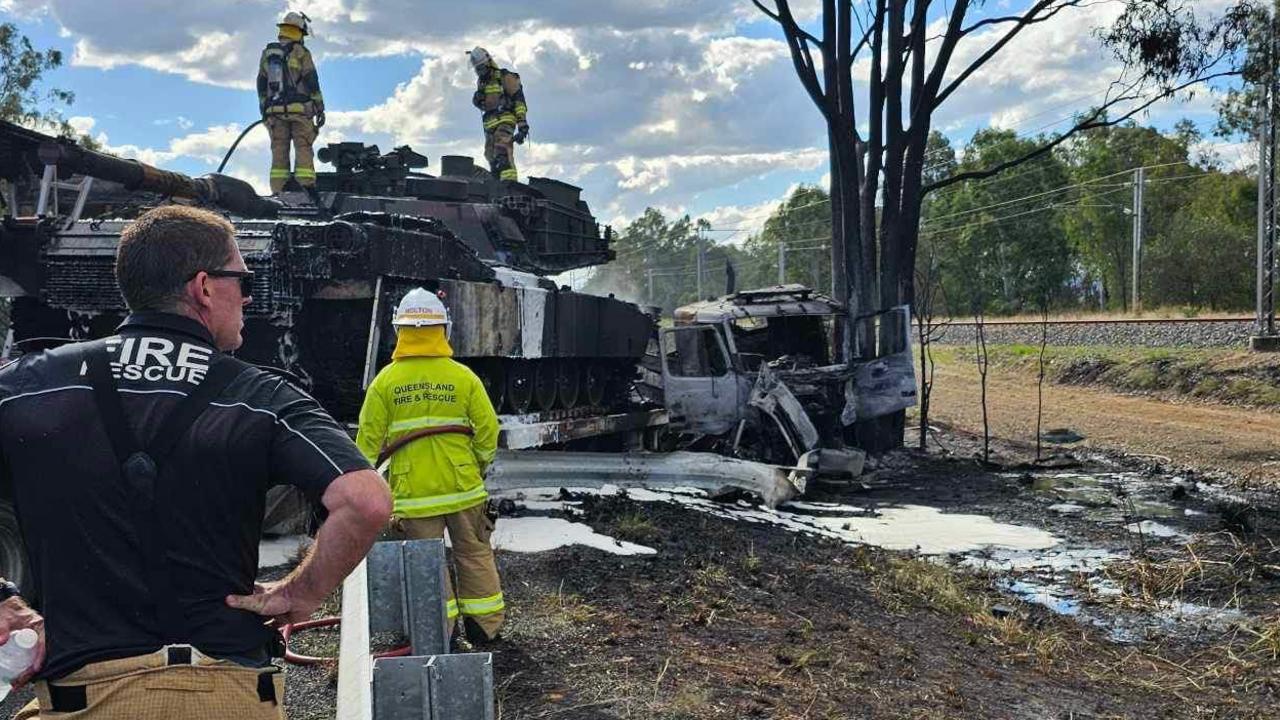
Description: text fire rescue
87,337,214,384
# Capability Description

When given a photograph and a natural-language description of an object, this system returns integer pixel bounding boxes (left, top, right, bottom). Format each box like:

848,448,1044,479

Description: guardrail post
342,539,496,719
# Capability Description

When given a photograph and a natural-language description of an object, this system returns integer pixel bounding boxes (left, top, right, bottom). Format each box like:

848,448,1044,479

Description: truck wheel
0,501,29,593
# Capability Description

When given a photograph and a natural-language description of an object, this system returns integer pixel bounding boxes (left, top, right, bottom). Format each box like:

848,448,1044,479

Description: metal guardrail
337,540,495,720
486,449,805,507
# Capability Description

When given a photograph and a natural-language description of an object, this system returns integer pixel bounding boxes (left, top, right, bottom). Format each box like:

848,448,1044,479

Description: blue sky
1,0,1248,237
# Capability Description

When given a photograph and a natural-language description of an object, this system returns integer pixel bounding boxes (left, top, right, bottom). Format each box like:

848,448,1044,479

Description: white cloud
696,196,786,241
17,0,1236,238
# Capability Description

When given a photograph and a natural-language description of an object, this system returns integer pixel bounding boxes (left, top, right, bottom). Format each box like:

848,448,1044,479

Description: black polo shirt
0,312,372,680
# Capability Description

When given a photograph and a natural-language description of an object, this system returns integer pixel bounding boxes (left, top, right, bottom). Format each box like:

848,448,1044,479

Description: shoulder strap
84,343,140,464
147,355,248,466
81,343,249,643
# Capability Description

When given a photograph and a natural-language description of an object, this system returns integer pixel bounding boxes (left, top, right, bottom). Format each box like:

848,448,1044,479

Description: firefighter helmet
468,47,492,70
393,287,451,335
278,11,310,35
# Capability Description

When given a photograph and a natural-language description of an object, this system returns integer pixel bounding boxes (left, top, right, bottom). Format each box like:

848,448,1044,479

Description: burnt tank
0,119,652,421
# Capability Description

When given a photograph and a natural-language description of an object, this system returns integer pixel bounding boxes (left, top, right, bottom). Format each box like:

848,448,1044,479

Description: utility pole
696,229,705,300
1130,166,1145,313
1253,3,1279,349
646,268,655,305
777,243,787,285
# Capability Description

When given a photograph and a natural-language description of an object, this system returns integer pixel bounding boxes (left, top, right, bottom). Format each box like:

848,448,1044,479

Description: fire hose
216,119,264,174
281,424,476,665
281,617,411,665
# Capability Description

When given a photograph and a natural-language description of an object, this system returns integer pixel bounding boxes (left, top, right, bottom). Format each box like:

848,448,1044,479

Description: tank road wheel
533,360,559,411
583,363,608,407
556,362,581,409
478,361,506,413
0,501,29,598
506,361,535,414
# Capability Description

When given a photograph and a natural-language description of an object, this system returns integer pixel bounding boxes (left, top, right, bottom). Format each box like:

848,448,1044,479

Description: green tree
0,22,74,128
738,186,833,293
1061,122,1196,310
1144,171,1257,309
926,129,1073,315
585,209,738,316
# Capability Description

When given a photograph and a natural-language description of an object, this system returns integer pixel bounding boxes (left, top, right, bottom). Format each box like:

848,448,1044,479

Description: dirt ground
8,350,1280,719
483,448,1278,719
924,348,1280,489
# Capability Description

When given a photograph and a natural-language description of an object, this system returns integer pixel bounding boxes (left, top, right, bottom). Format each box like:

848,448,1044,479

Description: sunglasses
195,269,255,298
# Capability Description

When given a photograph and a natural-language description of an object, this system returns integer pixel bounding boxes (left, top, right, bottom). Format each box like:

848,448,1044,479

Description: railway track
927,316,1259,349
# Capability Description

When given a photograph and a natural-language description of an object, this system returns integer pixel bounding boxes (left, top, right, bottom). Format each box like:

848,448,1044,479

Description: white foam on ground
492,516,656,555
1125,520,1187,539
788,505,1059,554
495,487,1058,556
259,535,310,569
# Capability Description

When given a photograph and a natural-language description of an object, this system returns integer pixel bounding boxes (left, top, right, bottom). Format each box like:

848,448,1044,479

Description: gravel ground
929,319,1255,348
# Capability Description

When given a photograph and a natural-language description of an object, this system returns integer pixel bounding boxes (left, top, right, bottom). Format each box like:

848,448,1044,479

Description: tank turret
0,121,651,420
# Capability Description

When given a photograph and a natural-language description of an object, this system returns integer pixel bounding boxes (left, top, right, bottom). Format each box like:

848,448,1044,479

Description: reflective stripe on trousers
457,591,505,617
394,504,505,640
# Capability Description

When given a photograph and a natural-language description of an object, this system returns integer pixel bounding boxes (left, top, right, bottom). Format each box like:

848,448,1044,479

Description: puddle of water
1127,501,1179,518
1125,520,1187,539
491,516,657,556
1107,600,1247,643
259,535,309,569
800,505,1059,555
496,477,1247,643
498,488,1057,556
965,547,1121,574
1003,579,1082,615
1052,486,1116,506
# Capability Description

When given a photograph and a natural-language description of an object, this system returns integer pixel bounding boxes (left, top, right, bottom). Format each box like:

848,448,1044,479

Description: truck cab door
660,325,742,435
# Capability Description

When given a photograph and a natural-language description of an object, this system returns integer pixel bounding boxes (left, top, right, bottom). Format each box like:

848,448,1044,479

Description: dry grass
1102,533,1280,611
941,308,1250,324
611,512,661,545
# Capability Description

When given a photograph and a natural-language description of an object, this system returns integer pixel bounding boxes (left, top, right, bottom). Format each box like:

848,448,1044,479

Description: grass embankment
933,345,1280,410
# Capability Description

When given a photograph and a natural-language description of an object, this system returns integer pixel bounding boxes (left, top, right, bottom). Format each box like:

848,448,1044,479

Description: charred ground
480,438,1278,719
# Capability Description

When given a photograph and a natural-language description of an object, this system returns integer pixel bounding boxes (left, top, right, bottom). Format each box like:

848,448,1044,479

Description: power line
919,162,1191,226
917,187,1129,240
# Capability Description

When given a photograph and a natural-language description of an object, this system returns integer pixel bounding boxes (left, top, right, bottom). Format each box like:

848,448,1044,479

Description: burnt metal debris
0,120,653,421
655,283,860,469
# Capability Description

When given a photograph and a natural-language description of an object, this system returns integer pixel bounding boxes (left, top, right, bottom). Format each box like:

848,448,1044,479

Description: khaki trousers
266,114,317,193
14,646,284,719
395,503,505,638
483,123,518,181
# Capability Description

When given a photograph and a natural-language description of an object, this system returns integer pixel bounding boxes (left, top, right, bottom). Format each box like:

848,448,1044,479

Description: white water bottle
0,629,38,701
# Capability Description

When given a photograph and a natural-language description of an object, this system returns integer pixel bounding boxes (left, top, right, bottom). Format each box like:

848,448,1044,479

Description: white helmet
393,288,451,335
468,46,492,70
279,11,310,35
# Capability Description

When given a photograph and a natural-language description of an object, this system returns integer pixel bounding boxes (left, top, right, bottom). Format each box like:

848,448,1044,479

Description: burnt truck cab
659,285,860,472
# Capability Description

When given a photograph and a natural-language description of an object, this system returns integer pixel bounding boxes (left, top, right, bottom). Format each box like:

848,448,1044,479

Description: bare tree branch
755,0,831,117
912,0,970,128
961,0,1099,35
752,0,825,47
922,69,1239,193
933,0,1080,110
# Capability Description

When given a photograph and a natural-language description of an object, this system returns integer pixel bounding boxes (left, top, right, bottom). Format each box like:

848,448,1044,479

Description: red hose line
280,616,411,665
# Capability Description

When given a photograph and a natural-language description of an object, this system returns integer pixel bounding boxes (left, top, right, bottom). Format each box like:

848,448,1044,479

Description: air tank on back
0,119,653,421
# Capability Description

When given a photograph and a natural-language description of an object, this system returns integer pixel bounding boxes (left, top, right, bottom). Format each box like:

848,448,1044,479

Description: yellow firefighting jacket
257,40,325,117
356,327,499,518
472,62,527,131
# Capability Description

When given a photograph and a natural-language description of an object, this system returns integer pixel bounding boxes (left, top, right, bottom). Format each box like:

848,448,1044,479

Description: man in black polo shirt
0,205,391,718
